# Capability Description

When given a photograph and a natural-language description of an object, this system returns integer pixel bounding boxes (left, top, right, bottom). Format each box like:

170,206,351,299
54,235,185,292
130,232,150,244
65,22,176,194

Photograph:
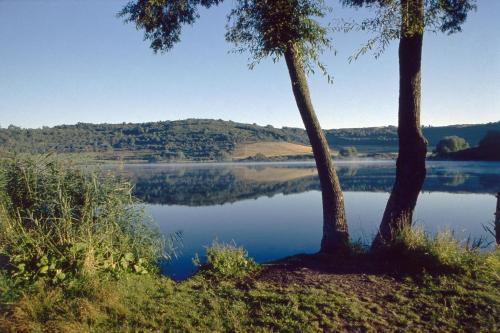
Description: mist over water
113,161,500,279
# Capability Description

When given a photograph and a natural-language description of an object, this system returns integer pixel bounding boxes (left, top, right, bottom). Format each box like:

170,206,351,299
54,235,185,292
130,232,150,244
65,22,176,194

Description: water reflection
110,161,500,279
117,161,500,206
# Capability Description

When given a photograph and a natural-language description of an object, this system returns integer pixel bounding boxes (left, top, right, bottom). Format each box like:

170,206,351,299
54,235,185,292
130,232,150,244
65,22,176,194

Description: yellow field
232,142,312,159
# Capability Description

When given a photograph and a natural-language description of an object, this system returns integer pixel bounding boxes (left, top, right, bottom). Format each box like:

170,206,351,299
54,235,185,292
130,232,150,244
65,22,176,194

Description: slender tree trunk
373,0,427,247
284,44,349,253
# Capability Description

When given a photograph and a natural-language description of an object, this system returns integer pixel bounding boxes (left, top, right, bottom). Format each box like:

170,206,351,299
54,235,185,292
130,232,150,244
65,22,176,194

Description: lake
112,161,500,279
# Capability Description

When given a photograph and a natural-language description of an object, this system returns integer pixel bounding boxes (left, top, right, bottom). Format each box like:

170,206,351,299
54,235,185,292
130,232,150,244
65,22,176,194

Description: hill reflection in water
110,161,500,279
115,161,500,206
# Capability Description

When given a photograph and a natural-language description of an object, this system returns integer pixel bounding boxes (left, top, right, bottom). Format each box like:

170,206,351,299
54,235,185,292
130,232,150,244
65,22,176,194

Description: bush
339,146,358,158
434,136,469,155
195,241,258,279
0,156,164,285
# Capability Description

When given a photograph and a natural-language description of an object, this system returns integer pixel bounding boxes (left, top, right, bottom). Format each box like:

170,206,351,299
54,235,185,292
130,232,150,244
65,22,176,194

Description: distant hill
326,122,500,153
0,119,498,162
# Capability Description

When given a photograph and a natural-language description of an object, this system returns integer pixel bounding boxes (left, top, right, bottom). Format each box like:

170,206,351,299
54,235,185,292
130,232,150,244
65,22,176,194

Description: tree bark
284,44,349,253
373,0,427,247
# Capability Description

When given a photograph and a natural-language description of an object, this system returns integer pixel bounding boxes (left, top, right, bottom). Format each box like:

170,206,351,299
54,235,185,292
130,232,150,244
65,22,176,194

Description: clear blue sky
0,0,498,129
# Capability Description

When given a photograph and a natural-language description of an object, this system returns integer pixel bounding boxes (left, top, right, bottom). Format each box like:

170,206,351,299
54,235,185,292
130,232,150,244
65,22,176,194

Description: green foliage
252,153,268,161
339,146,358,157
196,241,259,279
2,120,498,160
434,130,500,161
121,0,334,78
0,271,19,305
341,0,477,60
434,135,470,155
226,0,333,77
0,156,164,285
1,248,498,332
119,0,224,53
383,227,499,277
0,119,311,161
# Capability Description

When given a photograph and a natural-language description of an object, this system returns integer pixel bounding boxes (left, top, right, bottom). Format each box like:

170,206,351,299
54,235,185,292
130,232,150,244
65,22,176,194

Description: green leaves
226,0,334,77
7,253,69,284
120,0,335,78
119,0,224,53
341,0,477,60
119,253,149,275
434,136,470,155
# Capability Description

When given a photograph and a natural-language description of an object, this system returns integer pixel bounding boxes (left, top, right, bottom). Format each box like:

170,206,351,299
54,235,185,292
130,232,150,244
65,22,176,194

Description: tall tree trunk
373,0,427,247
284,44,349,253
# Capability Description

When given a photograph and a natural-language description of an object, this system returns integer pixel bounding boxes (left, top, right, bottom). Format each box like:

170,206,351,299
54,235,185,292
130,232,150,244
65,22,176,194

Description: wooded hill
1,119,498,161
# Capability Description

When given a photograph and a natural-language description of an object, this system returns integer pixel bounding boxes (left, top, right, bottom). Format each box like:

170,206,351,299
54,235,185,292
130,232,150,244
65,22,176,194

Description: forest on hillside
1,119,498,161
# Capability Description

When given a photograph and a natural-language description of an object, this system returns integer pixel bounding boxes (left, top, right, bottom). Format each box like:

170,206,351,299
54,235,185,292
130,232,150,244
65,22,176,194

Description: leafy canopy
119,0,224,52
226,0,333,76
120,0,335,77
340,0,477,60
434,135,469,154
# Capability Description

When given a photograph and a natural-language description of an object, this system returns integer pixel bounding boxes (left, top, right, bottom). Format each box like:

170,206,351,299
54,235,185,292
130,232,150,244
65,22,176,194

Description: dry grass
232,142,312,159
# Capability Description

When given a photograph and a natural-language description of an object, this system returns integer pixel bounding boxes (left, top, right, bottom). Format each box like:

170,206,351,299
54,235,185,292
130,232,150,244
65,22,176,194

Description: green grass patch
379,227,499,278
194,241,259,279
1,257,498,332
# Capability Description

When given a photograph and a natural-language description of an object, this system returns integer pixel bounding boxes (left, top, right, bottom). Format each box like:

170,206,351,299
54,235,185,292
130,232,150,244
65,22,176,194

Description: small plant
196,241,258,279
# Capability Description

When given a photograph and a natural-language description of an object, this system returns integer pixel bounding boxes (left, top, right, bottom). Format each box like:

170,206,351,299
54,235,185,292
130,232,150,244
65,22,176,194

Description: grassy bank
1,244,498,332
0,157,498,332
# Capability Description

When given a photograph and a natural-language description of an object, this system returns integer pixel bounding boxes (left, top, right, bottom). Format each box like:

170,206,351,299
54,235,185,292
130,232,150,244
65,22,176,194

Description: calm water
113,161,500,279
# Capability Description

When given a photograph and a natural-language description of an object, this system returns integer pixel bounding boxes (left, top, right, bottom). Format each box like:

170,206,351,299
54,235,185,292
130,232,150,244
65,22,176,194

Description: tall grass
382,226,499,278
0,156,164,284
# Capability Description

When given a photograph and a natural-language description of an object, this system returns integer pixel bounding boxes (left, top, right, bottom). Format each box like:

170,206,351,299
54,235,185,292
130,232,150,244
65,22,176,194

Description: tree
342,0,476,247
434,136,469,155
120,0,350,252
339,146,358,157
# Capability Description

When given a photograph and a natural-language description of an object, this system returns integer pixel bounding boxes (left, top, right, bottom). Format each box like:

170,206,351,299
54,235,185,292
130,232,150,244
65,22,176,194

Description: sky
0,0,499,130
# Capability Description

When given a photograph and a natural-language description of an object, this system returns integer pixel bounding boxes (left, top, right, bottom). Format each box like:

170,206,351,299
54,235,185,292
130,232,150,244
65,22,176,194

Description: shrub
339,146,358,158
253,153,268,161
195,241,258,279
434,136,470,155
0,156,164,285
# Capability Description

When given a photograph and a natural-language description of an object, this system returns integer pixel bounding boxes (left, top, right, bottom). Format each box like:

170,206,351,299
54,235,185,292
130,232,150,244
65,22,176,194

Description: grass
0,247,498,332
379,227,499,277
0,156,165,284
194,240,259,279
0,156,498,332
232,142,313,159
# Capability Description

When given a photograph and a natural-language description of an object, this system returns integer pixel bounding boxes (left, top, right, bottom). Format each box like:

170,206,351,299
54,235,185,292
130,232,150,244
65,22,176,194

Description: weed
196,241,259,279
